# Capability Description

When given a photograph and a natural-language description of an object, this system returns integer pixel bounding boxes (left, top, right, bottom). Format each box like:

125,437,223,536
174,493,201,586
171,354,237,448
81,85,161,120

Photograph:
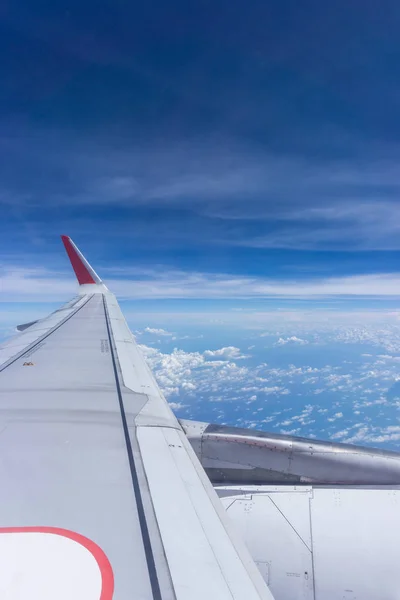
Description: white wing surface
0,236,274,600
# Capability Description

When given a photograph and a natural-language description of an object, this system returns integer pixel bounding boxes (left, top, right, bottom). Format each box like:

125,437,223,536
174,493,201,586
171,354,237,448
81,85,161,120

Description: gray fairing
179,419,400,485
16,320,38,332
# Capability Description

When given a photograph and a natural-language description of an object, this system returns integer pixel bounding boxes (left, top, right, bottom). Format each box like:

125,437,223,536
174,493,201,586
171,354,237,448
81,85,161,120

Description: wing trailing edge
61,235,103,285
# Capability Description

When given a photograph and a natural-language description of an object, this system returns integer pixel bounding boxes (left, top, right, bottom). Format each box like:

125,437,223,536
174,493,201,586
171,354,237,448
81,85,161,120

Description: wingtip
61,235,71,251
61,235,102,285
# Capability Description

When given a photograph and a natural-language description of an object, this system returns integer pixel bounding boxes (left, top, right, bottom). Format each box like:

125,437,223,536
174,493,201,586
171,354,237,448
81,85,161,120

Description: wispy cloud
0,266,75,301
143,327,173,336
2,131,400,251
2,263,400,302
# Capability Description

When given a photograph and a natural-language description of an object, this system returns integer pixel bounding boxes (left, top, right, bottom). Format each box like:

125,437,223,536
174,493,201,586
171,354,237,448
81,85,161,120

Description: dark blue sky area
1,1,400,281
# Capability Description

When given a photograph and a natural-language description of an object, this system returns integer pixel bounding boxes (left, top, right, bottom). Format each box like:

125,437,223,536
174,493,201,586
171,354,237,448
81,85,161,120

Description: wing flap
138,426,273,600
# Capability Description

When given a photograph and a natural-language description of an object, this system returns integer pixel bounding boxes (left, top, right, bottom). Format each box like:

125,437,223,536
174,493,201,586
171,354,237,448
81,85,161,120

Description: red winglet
61,235,100,285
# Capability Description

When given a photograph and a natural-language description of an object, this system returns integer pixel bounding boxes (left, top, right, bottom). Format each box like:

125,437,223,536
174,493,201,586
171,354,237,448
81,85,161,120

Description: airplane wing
0,236,274,600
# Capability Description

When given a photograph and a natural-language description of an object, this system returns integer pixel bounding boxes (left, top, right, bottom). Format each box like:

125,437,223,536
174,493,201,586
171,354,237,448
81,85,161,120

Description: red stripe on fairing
0,527,114,600
61,235,96,284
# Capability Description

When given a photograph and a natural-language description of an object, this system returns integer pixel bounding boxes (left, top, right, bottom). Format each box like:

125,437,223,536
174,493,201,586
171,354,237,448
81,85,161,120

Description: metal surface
138,426,271,600
220,487,314,600
0,294,157,599
218,484,400,600
180,419,400,485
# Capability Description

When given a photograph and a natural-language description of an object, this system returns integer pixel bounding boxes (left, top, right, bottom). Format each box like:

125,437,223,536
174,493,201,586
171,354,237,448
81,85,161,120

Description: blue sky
2,2,400,447
1,0,400,288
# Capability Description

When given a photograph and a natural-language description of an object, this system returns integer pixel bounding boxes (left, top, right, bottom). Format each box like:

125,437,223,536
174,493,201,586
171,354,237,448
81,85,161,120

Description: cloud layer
2,264,400,302
134,316,400,450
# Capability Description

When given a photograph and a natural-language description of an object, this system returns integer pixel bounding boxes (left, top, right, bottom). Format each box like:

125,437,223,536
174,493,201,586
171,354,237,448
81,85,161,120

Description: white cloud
144,327,173,336
261,416,276,423
261,386,290,395
290,404,316,426
139,344,250,400
330,429,350,440
204,346,248,360
343,425,400,445
327,412,344,422
168,401,188,411
275,336,309,346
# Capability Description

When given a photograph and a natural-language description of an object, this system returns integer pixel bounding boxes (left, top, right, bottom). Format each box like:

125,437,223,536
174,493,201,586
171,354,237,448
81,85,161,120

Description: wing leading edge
0,237,274,600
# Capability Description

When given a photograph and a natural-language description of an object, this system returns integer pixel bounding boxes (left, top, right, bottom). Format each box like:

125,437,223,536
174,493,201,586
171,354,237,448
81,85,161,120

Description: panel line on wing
267,496,312,552
0,295,94,374
102,294,164,600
